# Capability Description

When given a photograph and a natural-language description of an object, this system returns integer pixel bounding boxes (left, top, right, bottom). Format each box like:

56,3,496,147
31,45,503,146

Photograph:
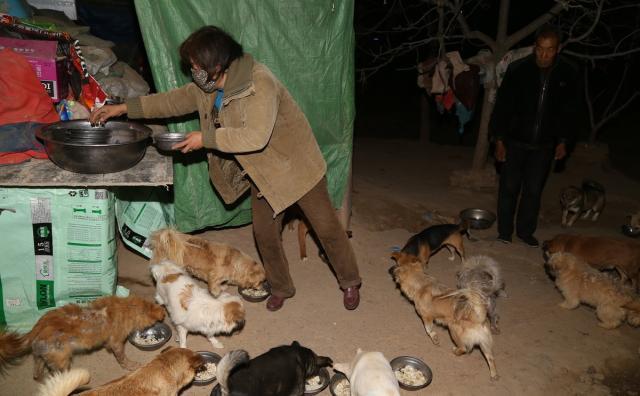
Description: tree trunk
471,85,495,170
419,93,431,145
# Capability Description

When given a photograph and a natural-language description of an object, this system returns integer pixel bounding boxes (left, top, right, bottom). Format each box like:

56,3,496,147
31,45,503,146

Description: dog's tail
0,330,32,374
440,288,488,322
217,349,249,396
458,255,506,296
623,298,640,327
37,368,90,396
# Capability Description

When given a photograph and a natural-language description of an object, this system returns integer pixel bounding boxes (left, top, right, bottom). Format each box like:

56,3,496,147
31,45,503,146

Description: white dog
333,349,400,396
150,260,246,349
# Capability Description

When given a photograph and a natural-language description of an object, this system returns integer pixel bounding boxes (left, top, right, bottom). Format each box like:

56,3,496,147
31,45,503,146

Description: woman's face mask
191,68,217,93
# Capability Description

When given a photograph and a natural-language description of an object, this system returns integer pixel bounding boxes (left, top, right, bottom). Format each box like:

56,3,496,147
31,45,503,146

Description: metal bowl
193,351,222,386
128,322,172,351
459,208,497,230
153,133,186,152
305,367,330,395
36,120,150,174
329,372,350,396
238,282,271,303
622,224,640,238
390,356,433,391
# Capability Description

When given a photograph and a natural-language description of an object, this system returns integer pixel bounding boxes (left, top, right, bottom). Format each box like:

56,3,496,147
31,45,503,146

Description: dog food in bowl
390,356,433,391
238,283,271,302
394,365,427,386
128,322,172,351
193,351,221,386
329,372,350,396
304,367,330,395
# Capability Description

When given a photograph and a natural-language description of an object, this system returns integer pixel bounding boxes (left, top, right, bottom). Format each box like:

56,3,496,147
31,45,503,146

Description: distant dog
401,222,467,264
560,180,606,227
151,260,245,349
390,252,498,380
217,341,333,396
148,228,266,296
37,347,204,396
0,296,165,380
333,349,400,396
544,252,640,329
457,255,506,334
543,234,640,291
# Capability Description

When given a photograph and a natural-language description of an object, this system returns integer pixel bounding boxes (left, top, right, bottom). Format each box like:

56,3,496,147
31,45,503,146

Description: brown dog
37,347,204,396
390,252,498,380
149,228,266,296
0,296,165,380
543,234,640,290
545,252,640,329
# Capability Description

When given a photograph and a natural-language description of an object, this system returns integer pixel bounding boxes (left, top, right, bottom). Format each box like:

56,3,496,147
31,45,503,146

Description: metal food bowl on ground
193,351,222,386
36,120,151,174
459,208,497,230
304,367,330,395
153,132,186,152
390,355,433,391
329,372,350,396
128,322,172,351
238,282,271,303
621,224,640,238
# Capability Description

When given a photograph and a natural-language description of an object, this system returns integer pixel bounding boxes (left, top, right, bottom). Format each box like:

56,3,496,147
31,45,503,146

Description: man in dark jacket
490,25,580,247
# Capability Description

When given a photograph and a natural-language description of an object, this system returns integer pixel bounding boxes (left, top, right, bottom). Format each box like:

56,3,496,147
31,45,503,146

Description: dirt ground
4,138,640,395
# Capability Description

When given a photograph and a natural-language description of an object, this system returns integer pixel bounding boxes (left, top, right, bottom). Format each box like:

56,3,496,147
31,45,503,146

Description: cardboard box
0,37,68,102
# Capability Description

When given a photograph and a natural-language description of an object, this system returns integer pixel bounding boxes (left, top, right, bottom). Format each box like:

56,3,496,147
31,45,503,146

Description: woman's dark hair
179,26,244,80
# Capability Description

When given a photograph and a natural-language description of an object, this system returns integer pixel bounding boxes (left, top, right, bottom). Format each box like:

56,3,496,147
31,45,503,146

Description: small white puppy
333,349,400,396
150,260,245,349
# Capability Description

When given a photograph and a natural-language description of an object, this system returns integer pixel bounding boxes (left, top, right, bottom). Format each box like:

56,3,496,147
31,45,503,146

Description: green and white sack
0,188,117,332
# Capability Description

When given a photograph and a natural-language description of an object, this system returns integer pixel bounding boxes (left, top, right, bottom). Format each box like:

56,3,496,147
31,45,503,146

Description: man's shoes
518,235,540,248
497,235,512,244
266,295,286,312
343,286,360,310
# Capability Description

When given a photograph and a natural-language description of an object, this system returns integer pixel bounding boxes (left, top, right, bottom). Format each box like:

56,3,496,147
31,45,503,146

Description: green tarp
134,0,355,232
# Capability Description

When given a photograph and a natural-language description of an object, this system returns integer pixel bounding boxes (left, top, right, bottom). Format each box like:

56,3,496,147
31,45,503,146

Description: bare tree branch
444,0,497,52
564,46,640,59
564,0,604,45
505,1,570,49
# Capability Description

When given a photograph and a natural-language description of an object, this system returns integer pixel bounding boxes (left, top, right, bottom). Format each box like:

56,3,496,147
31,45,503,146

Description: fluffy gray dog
457,255,506,334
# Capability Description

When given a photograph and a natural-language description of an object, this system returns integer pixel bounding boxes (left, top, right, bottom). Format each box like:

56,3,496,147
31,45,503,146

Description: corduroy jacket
127,54,327,215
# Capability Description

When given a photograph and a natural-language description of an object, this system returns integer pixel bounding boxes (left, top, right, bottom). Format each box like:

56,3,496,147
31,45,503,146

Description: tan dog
390,252,498,380
543,234,640,290
545,252,640,329
149,228,266,296
37,347,204,396
0,296,165,380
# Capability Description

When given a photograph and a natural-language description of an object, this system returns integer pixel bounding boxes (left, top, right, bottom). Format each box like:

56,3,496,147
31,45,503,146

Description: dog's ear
332,363,351,378
291,340,301,348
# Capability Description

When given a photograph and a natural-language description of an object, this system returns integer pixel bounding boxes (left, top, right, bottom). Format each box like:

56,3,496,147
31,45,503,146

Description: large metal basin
36,120,151,174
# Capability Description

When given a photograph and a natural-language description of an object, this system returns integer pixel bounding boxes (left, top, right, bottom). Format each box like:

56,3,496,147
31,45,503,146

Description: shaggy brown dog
390,252,498,380
149,228,266,296
0,296,165,380
543,234,640,290
545,252,640,329
38,347,204,396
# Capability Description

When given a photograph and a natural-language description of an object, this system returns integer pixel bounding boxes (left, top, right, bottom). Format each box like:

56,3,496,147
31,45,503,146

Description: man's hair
179,26,244,79
535,24,561,43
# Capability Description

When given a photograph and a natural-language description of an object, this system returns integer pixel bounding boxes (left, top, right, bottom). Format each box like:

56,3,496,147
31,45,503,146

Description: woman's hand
172,132,204,153
90,104,128,124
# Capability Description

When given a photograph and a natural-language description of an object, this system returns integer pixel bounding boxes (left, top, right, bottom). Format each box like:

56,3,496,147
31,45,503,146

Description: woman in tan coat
91,26,361,311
